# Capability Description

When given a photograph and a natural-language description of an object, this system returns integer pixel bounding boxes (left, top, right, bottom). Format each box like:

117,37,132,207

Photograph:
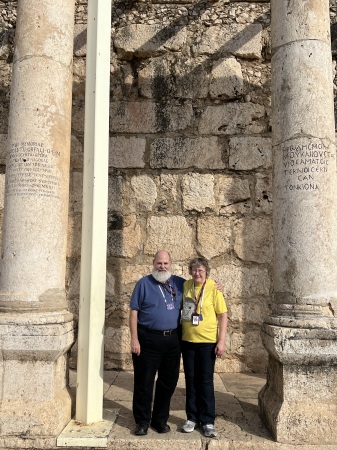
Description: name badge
166,302,175,311
192,313,199,326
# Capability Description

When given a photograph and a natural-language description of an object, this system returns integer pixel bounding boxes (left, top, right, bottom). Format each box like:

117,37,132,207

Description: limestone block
229,136,272,170
144,216,194,261
70,135,83,169
182,173,215,212
254,173,273,214
211,263,271,298
197,216,232,259
230,330,267,372
119,264,153,286
110,101,194,133
108,175,124,213
66,259,80,300
67,214,82,258
150,137,225,169
69,171,83,213
173,56,209,99
198,102,266,135
71,106,85,134
193,23,263,59
214,174,252,214
72,57,86,97
0,173,5,209
210,57,243,99
129,174,157,212
73,23,87,57
109,137,145,168
107,214,142,258
159,174,178,201
138,56,173,98
271,0,330,48
234,217,273,263
105,326,130,354
0,133,7,164
229,297,270,325
113,24,187,58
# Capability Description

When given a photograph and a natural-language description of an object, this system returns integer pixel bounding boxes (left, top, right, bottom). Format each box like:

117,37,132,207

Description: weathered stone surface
0,133,7,164
229,136,272,170
110,101,194,133
109,136,145,168
69,171,83,213
210,57,244,99
108,175,124,213
212,263,271,298
193,23,263,59
73,23,87,57
70,135,83,169
198,102,266,135
144,216,194,261
107,214,143,258
129,175,157,212
113,24,187,58
234,217,273,263
150,137,225,169
105,325,130,354
182,173,215,212
66,214,82,258
254,173,273,214
138,56,173,98
0,173,5,209
197,216,232,259
215,175,252,214
229,297,271,326
173,56,209,99
230,330,268,372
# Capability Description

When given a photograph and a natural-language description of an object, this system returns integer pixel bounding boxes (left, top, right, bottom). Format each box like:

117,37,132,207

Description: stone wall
0,0,336,372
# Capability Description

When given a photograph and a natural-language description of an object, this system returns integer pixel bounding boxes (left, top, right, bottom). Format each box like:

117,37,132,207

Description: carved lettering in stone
6,141,61,198
281,139,335,192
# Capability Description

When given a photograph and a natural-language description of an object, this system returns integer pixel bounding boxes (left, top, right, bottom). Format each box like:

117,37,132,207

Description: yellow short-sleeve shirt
181,278,227,343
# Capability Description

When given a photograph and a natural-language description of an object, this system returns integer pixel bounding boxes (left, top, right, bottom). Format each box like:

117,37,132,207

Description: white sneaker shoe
182,420,196,433
203,424,217,437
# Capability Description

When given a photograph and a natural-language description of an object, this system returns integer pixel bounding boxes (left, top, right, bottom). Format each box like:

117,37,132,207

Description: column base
0,311,75,437
259,323,337,444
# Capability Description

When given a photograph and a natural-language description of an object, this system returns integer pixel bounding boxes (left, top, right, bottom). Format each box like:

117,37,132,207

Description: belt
138,323,178,336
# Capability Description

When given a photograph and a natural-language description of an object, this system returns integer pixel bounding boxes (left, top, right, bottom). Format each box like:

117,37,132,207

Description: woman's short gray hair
188,257,210,276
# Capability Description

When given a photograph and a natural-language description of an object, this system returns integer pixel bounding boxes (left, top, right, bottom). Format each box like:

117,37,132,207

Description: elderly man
129,250,184,436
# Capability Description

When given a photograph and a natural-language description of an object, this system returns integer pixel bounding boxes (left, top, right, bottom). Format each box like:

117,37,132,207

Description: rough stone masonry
0,0,336,376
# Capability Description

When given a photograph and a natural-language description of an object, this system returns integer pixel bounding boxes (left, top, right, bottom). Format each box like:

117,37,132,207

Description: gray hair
188,257,210,276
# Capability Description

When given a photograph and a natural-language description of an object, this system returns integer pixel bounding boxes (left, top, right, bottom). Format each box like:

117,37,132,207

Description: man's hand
131,338,141,356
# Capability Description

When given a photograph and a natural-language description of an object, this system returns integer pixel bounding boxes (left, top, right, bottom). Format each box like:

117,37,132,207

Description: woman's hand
131,338,141,356
215,341,226,358
215,279,224,291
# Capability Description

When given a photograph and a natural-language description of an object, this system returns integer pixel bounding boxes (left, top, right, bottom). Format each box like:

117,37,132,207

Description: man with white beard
129,250,184,436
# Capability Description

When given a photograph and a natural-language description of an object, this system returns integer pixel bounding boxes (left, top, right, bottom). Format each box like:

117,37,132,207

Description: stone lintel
260,324,337,444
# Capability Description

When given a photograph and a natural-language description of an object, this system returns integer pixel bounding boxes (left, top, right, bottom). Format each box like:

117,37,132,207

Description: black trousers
132,326,181,426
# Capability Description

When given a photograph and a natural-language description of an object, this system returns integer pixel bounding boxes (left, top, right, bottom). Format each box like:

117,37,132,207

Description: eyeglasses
191,269,206,274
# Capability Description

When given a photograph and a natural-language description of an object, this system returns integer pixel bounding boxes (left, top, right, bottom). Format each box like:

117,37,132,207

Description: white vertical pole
76,0,112,424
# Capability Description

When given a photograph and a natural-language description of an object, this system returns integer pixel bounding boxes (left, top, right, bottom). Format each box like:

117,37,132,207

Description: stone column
259,0,337,444
0,0,75,440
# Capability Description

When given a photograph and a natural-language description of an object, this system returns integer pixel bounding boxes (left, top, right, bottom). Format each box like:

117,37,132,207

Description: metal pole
76,0,112,424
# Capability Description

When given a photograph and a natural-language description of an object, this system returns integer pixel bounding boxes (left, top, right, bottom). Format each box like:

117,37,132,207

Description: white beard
152,270,172,284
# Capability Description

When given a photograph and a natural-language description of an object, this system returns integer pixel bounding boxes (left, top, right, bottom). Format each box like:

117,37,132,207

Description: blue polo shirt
130,274,185,331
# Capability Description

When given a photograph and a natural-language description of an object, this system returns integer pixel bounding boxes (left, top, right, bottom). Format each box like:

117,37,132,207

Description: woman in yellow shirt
181,257,227,438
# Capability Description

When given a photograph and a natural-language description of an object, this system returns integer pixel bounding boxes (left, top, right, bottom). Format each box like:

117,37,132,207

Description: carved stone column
259,0,337,444
0,0,75,440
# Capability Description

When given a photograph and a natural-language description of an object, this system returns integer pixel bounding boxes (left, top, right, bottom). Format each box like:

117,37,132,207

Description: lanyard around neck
158,285,173,305
193,281,206,314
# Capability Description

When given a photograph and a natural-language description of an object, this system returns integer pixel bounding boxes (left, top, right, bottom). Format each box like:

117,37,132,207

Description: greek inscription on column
6,141,61,199
281,139,335,192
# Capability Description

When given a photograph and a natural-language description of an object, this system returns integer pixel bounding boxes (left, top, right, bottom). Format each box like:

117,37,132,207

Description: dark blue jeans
181,340,216,425
132,326,181,426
